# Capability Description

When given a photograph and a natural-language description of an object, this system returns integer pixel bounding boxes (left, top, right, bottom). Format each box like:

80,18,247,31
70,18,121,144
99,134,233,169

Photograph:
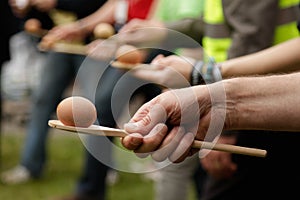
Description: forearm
221,38,300,78
76,0,115,34
224,72,300,131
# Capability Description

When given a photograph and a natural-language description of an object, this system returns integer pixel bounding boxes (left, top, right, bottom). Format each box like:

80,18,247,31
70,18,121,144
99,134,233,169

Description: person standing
0,0,21,167
1,4,108,200
111,0,300,199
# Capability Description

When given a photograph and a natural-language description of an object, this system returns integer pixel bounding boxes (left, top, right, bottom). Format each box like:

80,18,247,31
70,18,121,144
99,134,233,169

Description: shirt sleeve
165,17,204,45
222,0,278,59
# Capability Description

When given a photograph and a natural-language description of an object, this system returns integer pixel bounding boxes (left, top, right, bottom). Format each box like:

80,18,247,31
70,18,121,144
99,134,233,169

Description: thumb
151,54,165,65
124,103,167,135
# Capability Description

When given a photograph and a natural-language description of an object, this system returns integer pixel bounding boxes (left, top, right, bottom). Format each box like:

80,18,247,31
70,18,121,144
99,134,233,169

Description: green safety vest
203,0,300,62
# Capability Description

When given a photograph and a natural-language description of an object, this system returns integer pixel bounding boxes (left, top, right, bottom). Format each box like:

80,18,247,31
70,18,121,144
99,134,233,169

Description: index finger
124,101,167,136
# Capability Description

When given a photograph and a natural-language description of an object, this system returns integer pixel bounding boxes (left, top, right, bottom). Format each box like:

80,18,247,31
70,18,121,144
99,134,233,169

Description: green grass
0,128,197,200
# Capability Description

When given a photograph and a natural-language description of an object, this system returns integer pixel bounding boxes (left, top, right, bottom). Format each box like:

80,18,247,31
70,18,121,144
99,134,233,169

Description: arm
221,37,300,78
225,72,300,131
73,0,116,34
129,37,300,88
39,0,116,46
121,72,300,162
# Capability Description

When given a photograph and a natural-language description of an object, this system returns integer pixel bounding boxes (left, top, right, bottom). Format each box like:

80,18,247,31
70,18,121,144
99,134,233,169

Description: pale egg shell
93,23,115,39
56,96,97,128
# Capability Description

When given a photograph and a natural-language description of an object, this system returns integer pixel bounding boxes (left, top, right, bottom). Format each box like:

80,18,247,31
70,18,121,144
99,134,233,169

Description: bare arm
129,37,300,88
75,0,116,34
223,72,300,131
39,0,116,46
121,71,300,162
221,37,300,78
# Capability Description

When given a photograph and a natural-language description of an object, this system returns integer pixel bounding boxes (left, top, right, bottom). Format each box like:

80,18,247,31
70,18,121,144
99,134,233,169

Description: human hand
200,135,238,179
117,18,167,46
131,54,195,88
39,22,86,48
87,39,119,61
121,85,223,163
31,0,57,12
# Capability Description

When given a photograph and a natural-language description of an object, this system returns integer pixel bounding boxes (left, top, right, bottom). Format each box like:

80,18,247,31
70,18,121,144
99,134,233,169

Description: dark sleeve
155,18,204,51
56,0,107,18
165,17,204,45
222,0,279,59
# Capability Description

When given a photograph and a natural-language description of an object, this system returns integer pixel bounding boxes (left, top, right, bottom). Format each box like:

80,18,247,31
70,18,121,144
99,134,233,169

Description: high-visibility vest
203,0,300,62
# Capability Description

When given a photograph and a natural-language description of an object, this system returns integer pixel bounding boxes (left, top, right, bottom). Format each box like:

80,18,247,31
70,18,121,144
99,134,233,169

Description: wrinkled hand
117,18,167,46
131,54,195,88
200,135,238,179
121,85,214,163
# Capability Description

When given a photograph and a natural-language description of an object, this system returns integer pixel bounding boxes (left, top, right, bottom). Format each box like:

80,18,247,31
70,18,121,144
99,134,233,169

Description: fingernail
124,123,138,131
130,133,143,145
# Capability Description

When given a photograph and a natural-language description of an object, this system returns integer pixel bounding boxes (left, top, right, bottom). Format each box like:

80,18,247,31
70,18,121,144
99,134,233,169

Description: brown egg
93,23,115,39
56,96,97,128
24,18,42,34
115,45,143,64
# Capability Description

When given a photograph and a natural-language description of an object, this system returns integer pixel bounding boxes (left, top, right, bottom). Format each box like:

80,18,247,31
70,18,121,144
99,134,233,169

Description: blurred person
120,70,300,161
1,3,109,200
51,0,206,199
121,39,300,200
0,0,22,166
128,37,300,88
85,0,207,199
90,1,300,199
119,1,206,200
42,1,160,200
116,0,300,199
39,0,156,47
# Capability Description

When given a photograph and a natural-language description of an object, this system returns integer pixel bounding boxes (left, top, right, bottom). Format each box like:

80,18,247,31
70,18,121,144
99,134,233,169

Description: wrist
191,61,205,86
222,77,249,130
190,58,223,86
76,20,91,37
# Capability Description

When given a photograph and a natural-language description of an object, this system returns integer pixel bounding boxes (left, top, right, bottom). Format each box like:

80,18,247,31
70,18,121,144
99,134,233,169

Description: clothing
127,0,155,21
153,0,204,22
19,0,108,199
166,0,300,199
20,53,113,199
150,1,206,200
154,0,205,56
155,154,206,200
0,1,20,64
203,0,299,62
199,0,300,199
74,0,157,198
21,53,87,177
0,1,21,166
202,131,300,200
